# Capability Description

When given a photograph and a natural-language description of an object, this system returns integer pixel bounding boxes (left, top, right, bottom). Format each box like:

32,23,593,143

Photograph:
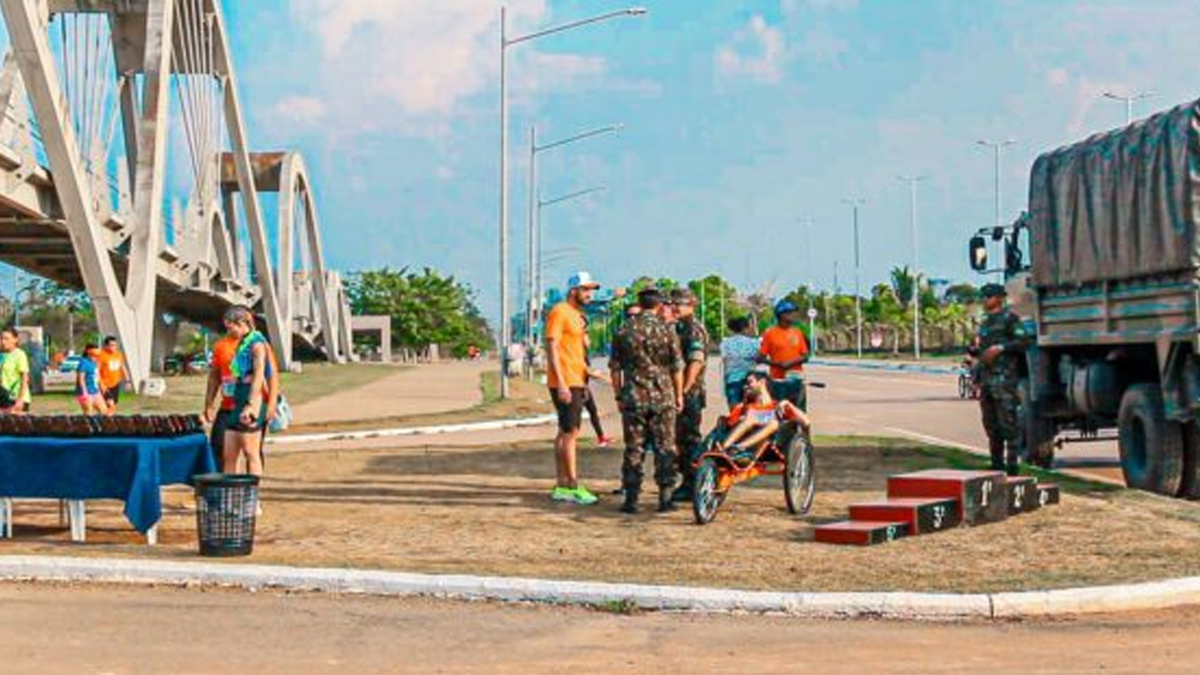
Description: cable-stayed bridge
0,0,352,387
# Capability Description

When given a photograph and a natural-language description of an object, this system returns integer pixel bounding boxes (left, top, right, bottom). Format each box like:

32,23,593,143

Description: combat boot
657,490,677,513
620,489,640,514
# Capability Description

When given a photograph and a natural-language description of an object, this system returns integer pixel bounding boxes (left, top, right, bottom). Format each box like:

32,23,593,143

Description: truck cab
967,100,1200,499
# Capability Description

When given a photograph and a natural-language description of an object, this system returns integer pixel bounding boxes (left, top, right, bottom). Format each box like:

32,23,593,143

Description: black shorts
551,387,587,434
103,385,121,404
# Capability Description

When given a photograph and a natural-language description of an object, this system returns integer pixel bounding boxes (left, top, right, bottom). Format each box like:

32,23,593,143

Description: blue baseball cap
774,299,799,316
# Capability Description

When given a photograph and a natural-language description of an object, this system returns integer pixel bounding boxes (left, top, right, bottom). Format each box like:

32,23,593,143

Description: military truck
970,98,1200,498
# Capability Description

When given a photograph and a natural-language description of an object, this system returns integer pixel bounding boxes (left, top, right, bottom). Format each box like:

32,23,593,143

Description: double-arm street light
842,198,865,358
526,123,622,350
897,175,927,360
497,6,645,398
537,186,608,302
976,139,1015,282
1103,91,1155,126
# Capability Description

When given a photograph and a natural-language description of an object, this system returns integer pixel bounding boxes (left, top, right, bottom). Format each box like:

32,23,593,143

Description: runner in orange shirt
758,299,810,409
96,337,129,413
544,271,602,506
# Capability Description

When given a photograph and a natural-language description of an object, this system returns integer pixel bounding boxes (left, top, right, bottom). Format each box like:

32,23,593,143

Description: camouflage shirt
610,313,683,412
676,318,708,406
976,308,1030,388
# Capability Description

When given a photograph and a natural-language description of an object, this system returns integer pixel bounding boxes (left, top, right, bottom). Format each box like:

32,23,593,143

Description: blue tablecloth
0,433,215,533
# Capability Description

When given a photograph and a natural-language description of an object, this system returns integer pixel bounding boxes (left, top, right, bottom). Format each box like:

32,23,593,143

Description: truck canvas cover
1028,98,1200,287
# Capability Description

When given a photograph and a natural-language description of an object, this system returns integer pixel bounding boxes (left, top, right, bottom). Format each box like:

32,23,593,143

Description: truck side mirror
969,236,988,272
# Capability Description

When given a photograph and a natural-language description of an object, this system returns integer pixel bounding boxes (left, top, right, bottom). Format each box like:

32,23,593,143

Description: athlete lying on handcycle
713,367,810,466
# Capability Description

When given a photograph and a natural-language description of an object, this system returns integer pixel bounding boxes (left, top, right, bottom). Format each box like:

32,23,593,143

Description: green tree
688,274,745,342
346,267,493,358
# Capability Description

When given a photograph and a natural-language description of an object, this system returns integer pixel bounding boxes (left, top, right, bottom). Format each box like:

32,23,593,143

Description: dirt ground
7,435,1200,594
4,581,1199,675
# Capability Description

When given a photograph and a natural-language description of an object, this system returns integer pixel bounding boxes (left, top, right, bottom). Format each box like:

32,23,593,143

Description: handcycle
957,349,981,400
691,416,815,525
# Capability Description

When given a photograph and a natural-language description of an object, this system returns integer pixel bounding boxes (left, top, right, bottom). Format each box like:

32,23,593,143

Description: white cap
566,271,601,290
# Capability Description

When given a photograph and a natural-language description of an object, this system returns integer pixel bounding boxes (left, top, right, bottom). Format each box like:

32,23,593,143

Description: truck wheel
1018,378,1056,469
1179,422,1200,500
1117,384,1185,497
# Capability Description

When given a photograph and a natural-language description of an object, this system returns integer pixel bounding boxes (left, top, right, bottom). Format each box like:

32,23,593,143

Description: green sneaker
570,485,600,505
551,486,575,502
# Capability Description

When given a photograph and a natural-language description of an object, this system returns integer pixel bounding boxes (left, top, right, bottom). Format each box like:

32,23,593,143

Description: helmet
774,299,799,317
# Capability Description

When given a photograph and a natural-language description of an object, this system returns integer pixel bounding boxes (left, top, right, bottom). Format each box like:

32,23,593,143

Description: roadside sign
807,308,818,319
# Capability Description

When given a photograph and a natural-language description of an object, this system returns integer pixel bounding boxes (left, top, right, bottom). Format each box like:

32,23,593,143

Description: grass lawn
9,433,1200,594
30,362,400,416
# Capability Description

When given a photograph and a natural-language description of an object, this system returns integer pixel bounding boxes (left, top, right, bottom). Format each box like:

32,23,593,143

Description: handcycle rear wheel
958,373,969,399
692,459,725,525
784,432,815,515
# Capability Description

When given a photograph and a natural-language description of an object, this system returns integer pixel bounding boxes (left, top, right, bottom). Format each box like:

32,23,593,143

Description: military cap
981,283,1007,298
670,288,697,305
637,286,665,306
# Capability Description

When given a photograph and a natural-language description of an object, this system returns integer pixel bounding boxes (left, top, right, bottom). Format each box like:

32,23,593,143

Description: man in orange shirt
96,337,129,412
544,271,601,505
759,299,810,409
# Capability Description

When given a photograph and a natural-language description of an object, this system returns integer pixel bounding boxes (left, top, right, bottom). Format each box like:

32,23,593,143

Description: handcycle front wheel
692,458,725,525
958,373,969,399
784,432,816,515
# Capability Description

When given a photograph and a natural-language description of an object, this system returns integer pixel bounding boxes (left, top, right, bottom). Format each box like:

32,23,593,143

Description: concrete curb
2,554,1197,620
267,414,557,445
812,358,957,376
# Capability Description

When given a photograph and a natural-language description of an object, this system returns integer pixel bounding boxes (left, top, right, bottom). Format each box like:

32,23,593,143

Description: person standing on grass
74,344,109,415
720,316,760,410
203,329,241,470
759,299,810,410
220,307,272,507
96,336,129,413
610,287,684,514
544,272,602,505
0,328,31,414
669,287,708,504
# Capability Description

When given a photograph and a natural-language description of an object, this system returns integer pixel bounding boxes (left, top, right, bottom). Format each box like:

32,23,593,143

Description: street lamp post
498,6,645,399
897,175,927,360
976,139,1015,282
843,199,865,358
537,186,607,308
1103,91,1155,126
525,123,622,353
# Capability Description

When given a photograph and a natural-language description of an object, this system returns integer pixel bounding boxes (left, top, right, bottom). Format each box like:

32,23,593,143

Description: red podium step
848,497,960,535
813,520,909,546
888,469,1007,525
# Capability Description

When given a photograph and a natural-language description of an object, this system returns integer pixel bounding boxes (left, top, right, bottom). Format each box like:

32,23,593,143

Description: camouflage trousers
980,384,1020,469
675,400,705,487
621,407,678,493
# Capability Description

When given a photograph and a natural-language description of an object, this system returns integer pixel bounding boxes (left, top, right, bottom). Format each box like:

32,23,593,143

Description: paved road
805,363,1124,483
2,583,1197,675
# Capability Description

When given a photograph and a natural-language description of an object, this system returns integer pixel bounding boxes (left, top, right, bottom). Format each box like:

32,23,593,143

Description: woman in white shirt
719,316,760,410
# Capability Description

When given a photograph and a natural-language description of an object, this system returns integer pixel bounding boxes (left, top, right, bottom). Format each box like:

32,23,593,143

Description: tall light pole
538,186,607,308
498,6,646,398
843,199,865,358
526,123,622,353
897,175,927,360
976,139,1015,282
1103,91,1155,126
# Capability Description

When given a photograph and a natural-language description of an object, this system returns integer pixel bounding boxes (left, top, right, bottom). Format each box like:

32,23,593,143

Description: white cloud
782,0,859,14
715,15,787,84
270,95,328,125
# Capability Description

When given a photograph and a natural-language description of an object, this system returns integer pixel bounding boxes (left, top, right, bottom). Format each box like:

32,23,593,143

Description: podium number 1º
980,481,993,507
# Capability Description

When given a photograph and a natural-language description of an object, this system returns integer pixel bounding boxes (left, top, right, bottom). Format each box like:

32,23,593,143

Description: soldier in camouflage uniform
669,288,708,504
976,283,1030,476
610,288,684,514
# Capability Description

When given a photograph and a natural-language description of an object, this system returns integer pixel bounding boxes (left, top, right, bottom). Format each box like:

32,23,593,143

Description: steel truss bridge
0,0,352,387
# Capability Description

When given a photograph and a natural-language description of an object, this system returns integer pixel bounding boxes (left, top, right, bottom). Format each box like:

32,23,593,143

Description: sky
8,1,1200,324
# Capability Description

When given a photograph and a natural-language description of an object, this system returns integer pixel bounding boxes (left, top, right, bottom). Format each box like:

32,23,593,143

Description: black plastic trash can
194,473,259,557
